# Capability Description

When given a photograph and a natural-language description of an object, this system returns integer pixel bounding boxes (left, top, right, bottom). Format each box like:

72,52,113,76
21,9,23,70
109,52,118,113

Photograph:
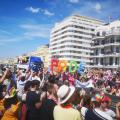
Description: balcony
92,36,104,40
93,30,120,40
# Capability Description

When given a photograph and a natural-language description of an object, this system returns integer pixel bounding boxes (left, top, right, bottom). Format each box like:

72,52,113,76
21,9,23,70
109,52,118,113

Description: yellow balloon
58,60,67,72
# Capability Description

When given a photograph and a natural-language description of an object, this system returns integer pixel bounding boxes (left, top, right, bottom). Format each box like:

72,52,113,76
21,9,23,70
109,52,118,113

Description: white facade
92,20,120,69
50,15,103,66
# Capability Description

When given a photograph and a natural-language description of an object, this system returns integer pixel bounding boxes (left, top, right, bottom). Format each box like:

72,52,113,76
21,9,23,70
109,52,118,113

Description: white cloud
71,1,104,20
0,29,13,36
0,36,31,43
69,0,79,3
20,24,52,38
94,3,102,13
26,6,40,13
0,24,52,45
24,32,49,38
25,7,54,16
20,24,52,31
43,9,54,16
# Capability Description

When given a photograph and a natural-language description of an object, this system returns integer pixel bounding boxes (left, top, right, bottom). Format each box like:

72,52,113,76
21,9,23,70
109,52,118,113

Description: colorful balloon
78,62,85,74
69,60,78,73
50,59,59,73
58,60,67,72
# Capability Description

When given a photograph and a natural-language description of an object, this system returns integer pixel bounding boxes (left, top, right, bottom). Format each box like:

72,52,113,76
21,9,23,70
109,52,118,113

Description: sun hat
57,85,75,104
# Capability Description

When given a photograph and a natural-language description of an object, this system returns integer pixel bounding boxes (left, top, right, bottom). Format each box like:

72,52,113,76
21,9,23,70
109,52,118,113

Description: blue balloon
78,62,85,74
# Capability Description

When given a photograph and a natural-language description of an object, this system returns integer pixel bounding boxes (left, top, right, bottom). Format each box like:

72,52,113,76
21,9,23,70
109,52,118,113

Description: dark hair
82,95,91,107
0,84,6,92
0,85,6,100
4,94,18,109
24,81,31,91
64,80,69,86
42,82,48,92
31,80,40,88
5,70,12,79
47,84,55,95
48,75,56,84
91,101,101,108
56,80,63,88
21,76,25,82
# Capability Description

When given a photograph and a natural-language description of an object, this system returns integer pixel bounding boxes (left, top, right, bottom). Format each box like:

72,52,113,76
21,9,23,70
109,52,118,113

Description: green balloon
69,60,78,73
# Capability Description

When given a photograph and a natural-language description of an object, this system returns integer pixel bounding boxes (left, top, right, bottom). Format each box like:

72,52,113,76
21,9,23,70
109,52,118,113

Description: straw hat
57,85,75,104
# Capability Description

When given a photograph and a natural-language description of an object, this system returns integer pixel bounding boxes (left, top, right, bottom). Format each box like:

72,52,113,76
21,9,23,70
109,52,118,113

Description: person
0,85,6,119
17,73,26,99
53,85,82,120
90,96,101,109
1,88,20,120
116,102,120,119
0,70,3,79
39,83,57,120
28,70,41,81
26,80,42,120
0,69,12,87
19,81,31,120
103,96,116,119
85,95,113,120
81,95,91,119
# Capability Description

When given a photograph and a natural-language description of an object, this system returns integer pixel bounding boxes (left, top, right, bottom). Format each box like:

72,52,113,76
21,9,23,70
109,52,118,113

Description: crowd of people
0,65,120,120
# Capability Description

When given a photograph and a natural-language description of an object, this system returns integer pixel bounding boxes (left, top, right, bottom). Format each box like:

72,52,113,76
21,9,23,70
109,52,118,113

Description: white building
92,20,120,69
50,15,104,66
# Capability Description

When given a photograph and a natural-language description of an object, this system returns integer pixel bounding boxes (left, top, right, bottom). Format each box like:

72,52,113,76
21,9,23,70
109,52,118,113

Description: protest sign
29,56,43,72
75,80,94,88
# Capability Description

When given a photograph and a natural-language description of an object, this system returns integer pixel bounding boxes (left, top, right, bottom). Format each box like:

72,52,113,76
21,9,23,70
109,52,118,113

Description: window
115,58,119,65
115,36,120,43
109,57,113,65
116,47,120,53
95,49,98,55
100,58,103,65
94,40,99,45
110,37,114,43
102,31,106,36
101,40,105,45
96,32,100,36
101,49,104,54
96,58,98,64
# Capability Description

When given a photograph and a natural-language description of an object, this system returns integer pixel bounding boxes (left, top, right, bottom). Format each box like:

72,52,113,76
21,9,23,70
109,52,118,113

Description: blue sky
0,0,120,58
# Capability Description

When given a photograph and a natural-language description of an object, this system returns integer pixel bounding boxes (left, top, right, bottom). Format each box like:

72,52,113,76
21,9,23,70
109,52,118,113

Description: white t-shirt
28,75,41,81
105,109,116,118
94,108,113,120
81,107,88,118
22,93,27,101
17,80,26,98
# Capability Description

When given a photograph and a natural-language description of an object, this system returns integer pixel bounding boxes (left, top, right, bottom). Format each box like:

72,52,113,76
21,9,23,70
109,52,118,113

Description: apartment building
92,20,120,69
50,15,104,66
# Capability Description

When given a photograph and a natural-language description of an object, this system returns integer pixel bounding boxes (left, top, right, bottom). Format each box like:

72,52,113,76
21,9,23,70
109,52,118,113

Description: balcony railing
93,30,120,39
